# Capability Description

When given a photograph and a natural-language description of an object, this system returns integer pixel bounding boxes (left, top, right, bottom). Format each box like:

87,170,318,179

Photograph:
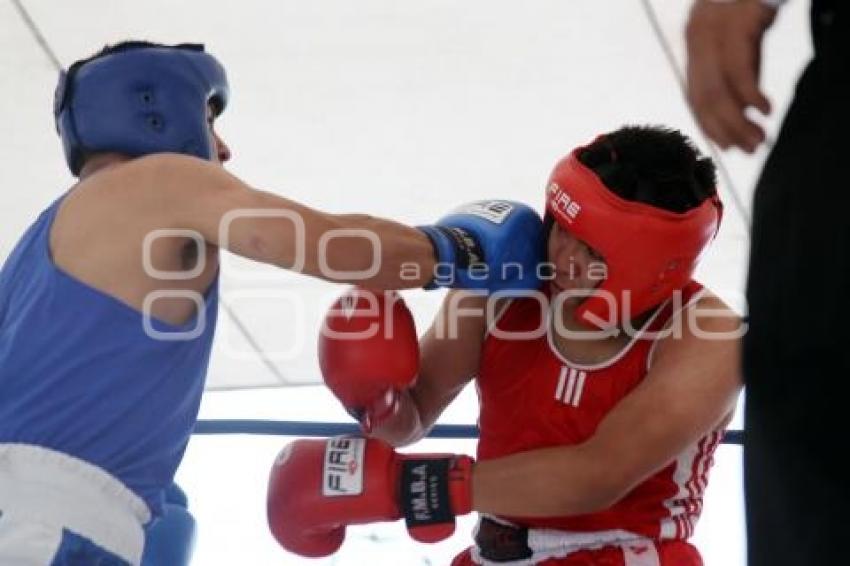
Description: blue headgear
54,43,229,176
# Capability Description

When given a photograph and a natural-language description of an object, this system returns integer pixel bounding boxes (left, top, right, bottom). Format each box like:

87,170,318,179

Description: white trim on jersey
658,429,722,540
555,367,588,407
555,366,569,401
546,297,670,372
645,287,709,372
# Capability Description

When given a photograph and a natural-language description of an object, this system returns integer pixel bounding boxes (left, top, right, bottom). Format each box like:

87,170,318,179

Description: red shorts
450,539,703,566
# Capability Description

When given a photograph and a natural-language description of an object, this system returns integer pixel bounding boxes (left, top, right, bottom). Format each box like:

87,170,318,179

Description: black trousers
744,2,850,564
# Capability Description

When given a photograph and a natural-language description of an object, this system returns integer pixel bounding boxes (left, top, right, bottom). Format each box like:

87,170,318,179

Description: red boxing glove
319,289,419,431
267,437,474,558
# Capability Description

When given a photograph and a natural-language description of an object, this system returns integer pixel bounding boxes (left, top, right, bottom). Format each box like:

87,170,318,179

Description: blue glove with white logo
418,200,544,293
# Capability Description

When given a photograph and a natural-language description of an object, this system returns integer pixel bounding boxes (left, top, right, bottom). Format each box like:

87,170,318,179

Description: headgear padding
54,43,229,176
545,145,722,329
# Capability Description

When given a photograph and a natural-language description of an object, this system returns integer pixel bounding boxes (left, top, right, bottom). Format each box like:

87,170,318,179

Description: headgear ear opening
54,43,230,176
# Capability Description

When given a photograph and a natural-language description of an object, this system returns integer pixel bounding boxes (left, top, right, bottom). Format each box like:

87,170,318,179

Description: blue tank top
0,194,219,517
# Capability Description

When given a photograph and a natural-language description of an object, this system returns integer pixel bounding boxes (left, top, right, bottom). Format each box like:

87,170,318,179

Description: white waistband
0,443,150,565
470,514,660,566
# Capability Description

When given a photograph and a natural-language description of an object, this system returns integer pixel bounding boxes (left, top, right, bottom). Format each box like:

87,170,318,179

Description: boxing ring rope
194,419,745,445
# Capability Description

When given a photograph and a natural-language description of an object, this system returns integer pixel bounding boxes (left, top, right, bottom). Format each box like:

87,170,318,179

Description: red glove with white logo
266,437,474,558
319,289,419,432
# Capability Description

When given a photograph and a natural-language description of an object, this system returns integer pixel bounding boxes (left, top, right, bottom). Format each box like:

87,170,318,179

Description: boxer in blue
0,41,544,565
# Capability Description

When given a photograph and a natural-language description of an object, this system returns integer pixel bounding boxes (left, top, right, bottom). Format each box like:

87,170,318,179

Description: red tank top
476,281,722,540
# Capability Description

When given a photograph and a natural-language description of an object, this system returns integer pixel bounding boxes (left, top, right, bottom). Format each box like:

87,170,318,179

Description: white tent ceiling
1,0,810,391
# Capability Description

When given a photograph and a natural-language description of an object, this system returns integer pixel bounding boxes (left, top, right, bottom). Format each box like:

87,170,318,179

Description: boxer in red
268,126,742,566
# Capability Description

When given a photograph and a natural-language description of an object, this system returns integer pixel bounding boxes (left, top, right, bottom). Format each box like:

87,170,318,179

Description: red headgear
545,146,722,329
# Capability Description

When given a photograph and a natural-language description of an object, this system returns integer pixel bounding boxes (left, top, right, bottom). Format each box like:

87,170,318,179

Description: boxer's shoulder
49,156,220,324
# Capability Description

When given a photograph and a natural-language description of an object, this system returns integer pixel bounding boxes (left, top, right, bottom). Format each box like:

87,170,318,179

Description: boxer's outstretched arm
134,153,435,289
367,290,489,446
470,293,743,517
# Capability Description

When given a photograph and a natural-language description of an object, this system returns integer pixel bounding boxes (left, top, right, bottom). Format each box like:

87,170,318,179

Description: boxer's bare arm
470,293,743,517
131,153,436,289
368,291,489,447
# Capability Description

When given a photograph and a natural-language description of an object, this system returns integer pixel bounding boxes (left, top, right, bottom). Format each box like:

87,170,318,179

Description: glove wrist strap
400,457,455,529
398,455,474,539
417,226,486,289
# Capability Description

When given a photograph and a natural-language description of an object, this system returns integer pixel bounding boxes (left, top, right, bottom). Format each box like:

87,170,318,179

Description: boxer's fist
267,437,474,558
319,289,419,431
419,200,544,293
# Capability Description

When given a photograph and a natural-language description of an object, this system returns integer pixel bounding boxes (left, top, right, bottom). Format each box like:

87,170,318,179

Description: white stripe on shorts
0,443,149,565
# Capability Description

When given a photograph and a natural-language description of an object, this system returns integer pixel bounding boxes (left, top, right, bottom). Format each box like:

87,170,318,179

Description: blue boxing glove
419,200,544,293
142,484,197,566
